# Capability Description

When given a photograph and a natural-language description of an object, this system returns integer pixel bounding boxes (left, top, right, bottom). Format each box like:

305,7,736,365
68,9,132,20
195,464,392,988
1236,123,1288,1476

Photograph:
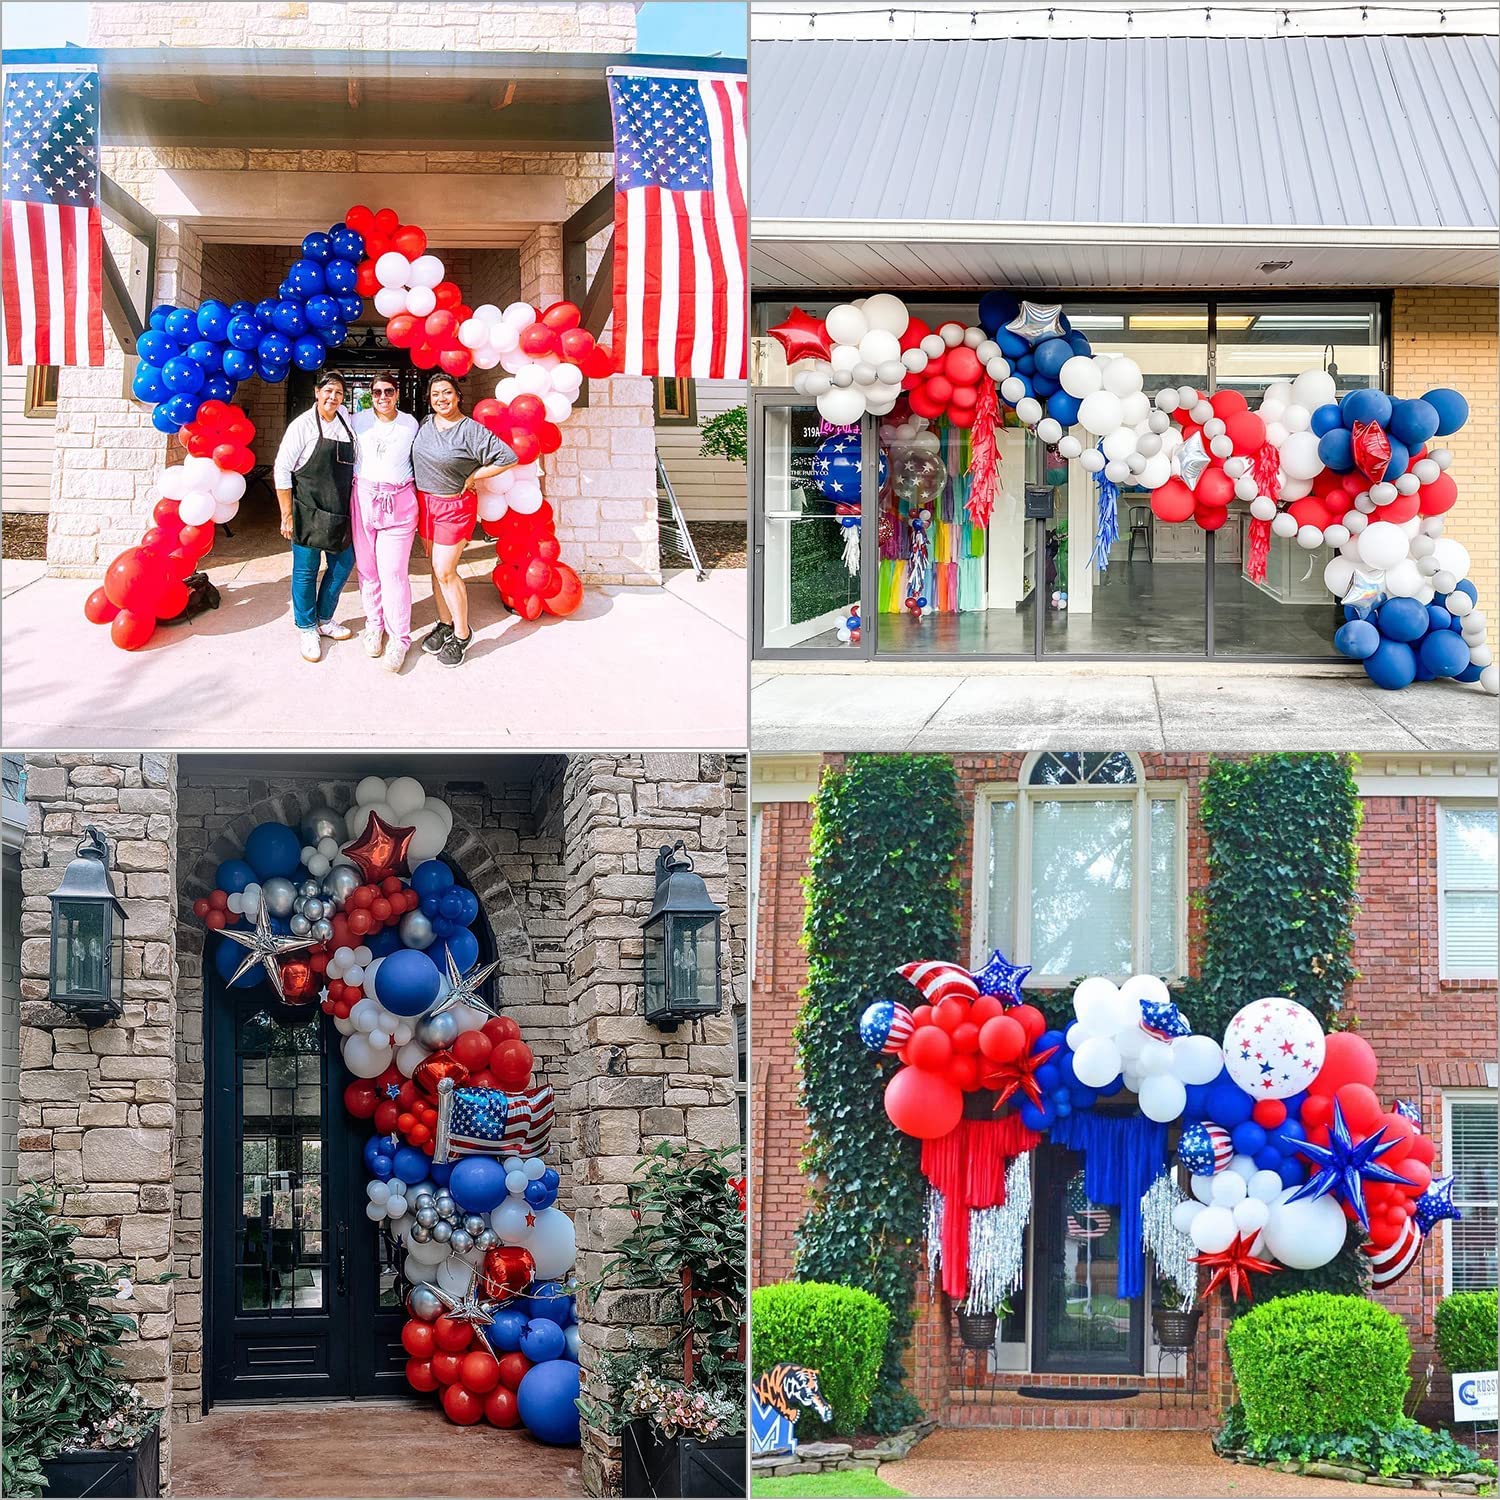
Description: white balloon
1290,369,1337,412
341,1033,389,1078
1078,391,1124,438
1101,356,1143,398
1358,521,1411,571
1264,1190,1348,1269
1383,559,1424,598
1432,538,1471,579
1171,1201,1200,1234
817,387,866,426
857,328,901,367
1138,1038,1174,1077
1189,1204,1238,1254
1058,435,1083,460
1233,1197,1271,1235
1101,427,1137,463
1072,1035,1121,1089
374,251,412,288
860,292,909,337
1073,976,1123,1032
404,285,437,318
1036,418,1063,445
1170,1034,1224,1086
524,1206,577,1279
1137,1073,1187,1123
1059,355,1103,398
1079,448,1106,474
1211,1171,1248,1207
1323,556,1355,597
825,304,869,347
1272,512,1299,539
1190,1173,1215,1204
1278,430,1324,481
1247,1169,1285,1203
407,254,445,289
1015,396,1044,426
1296,524,1324,550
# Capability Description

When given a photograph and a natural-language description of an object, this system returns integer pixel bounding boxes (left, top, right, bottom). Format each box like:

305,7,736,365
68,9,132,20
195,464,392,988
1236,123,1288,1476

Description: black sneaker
421,622,453,656
437,630,472,668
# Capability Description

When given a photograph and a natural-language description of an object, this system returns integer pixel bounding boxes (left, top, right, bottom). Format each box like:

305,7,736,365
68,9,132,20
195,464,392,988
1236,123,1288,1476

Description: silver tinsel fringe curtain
926,1150,1035,1315
1140,1167,1197,1310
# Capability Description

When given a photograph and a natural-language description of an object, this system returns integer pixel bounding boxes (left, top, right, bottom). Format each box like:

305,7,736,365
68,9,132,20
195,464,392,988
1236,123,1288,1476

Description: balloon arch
774,295,1495,694
87,205,613,651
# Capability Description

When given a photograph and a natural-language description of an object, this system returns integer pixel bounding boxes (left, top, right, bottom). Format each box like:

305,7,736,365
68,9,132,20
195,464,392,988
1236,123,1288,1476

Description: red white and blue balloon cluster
193,773,581,1445
860,960,1457,1305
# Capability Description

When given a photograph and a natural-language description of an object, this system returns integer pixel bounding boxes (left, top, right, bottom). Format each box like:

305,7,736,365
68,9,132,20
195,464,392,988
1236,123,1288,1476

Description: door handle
336,1220,348,1297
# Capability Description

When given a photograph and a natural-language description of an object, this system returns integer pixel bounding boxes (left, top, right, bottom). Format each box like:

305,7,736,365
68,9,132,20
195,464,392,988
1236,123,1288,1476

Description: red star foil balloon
985,1043,1058,1113
1352,418,1393,485
1193,1232,1279,1304
768,306,832,366
343,810,416,882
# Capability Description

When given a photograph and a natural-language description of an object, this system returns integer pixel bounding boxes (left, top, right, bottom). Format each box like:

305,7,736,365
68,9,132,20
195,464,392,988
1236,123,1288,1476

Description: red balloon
491,1039,533,1090
437,347,474,378
152,498,183,527
222,416,255,446
483,1386,520,1428
424,309,458,342
1195,466,1235,510
216,444,255,475
1418,472,1458,517
1333,1082,1383,1133
952,1022,981,1055
1194,503,1229,532
1301,1094,1333,1131
541,301,582,331
944,346,983,386
204,909,227,930
1209,389,1249,419
948,1053,980,1091
110,609,156,651
906,1025,954,1073
410,342,440,371
559,328,595,362
537,421,563,455
524,557,555,594
452,1030,494,1072
1151,478,1196,523
373,1100,400,1135
156,577,190,618
104,547,165,612
883,1065,963,1139
1406,1133,1436,1165
355,262,380,298
1252,1098,1287,1129
1288,497,1335,532
401,1320,435,1360
970,995,1006,1027
432,281,463,311
386,314,418,349
1312,1031,1379,1095
1396,1158,1431,1196
405,1358,439,1393
933,997,969,1033
345,205,375,234
84,587,120,625
433,1314,474,1354
581,343,615,380
509,394,545,430
343,1080,379,1118
923,374,954,407
978,1014,1025,1063
483,1016,522,1045
179,522,215,555
519,323,559,358
441,1384,485,1425
1224,410,1267,454
496,1352,532,1392
391,224,427,259
1010,1005,1047,1045
460,1350,501,1394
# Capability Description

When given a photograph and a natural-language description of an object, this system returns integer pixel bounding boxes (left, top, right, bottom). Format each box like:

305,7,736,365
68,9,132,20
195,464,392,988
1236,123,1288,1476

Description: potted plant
579,1143,747,1499
2,1185,172,1498
956,1296,1011,1351
1150,1262,1202,1354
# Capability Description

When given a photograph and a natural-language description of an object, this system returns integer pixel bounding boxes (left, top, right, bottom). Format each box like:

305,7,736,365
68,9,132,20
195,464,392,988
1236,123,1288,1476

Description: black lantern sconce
47,826,126,1025
640,841,724,1031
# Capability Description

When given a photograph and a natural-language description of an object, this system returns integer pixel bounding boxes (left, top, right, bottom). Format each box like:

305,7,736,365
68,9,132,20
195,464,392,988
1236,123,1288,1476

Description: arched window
976,752,1184,988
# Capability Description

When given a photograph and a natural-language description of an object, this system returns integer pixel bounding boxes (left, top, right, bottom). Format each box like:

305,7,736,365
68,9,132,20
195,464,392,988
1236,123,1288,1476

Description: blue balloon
161,356,204,394
564,1325,580,1362
201,374,236,404
1032,372,1059,398
450,887,480,926
1422,387,1469,436
1340,388,1392,428
292,335,326,371
223,347,256,380
271,300,308,335
329,225,364,260
1388,397,1440,449
185,340,221,368
1032,337,1073,380
337,295,365,323
1377,596,1429,644
374,949,442,1016
257,358,291,385
366,927,403,958
516,1361,581,1446
256,331,291,366
485,1309,528,1353
1015,353,1035,376
1310,402,1345,436
421,893,444,920
323,258,357,295
227,300,255,319
287,257,326,294
216,857,257,893
1046,391,1082,426
811,432,884,505
995,327,1029,359
1456,663,1485,683
215,931,261,987
448,1155,509,1214
520,1317,567,1364
977,291,1020,336
392,1145,429,1185
428,1159,452,1187
1253,1145,1284,1171
527,1281,573,1325
254,298,281,329
439,888,469,923
411,860,455,898
164,307,196,341
226,314,261,350
195,300,230,341
1365,637,1417,690
243,821,303,879
524,1178,557,1209
149,304,173,331
162,391,202,426
444,927,480,974
1231,1121,1267,1156
1453,579,1479,605
1419,628,1470,679
1067,329,1092,356
363,1133,398,1173
131,364,167,402
324,321,349,349
305,294,340,328
301,231,334,263
1334,619,1380,660
136,329,179,365
1019,1100,1049,1131
151,404,185,434
1427,604,1453,633
1204,1071,1254,1128
1317,428,1354,472
1381,435,1410,484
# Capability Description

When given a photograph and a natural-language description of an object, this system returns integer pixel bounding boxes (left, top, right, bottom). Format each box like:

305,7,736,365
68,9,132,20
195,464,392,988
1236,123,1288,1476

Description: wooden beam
101,244,145,355
99,174,156,241
579,234,615,339
563,180,615,246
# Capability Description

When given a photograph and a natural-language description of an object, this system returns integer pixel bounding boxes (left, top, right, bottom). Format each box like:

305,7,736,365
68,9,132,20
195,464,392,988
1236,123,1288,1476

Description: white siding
2,367,57,513
657,379,746,523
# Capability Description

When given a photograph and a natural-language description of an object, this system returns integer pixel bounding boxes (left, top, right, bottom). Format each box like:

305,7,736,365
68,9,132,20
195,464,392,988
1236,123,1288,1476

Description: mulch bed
665,519,746,570
3,512,47,560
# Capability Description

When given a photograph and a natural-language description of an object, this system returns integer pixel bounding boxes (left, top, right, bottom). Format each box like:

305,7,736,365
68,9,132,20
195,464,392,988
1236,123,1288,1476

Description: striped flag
896,960,979,1009
433,1082,556,1163
1,67,104,366
606,67,746,380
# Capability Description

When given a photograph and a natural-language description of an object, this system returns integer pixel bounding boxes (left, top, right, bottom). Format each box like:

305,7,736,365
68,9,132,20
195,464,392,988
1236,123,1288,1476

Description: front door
1030,1145,1144,1375
207,983,409,1404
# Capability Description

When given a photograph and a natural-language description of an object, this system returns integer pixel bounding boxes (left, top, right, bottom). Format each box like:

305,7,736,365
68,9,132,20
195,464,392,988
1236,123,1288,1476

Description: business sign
1452,1370,1498,1422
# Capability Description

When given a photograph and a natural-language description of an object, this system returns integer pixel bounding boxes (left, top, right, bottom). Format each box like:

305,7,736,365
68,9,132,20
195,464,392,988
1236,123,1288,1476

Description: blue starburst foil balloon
1289,1097,1415,1231
1413,1173,1462,1236
971,949,1031,1004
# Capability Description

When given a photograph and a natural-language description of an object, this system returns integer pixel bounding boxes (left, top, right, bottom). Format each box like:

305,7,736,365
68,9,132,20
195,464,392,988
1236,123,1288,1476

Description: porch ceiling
3,47,745,152
181,753,557,796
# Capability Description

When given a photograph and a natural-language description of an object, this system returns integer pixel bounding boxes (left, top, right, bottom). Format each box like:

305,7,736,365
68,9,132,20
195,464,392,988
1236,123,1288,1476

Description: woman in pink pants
351,372,420,673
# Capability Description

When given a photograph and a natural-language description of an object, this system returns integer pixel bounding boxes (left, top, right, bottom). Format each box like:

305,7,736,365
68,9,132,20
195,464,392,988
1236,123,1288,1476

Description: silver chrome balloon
416,1205,439,1229
302,898,325,923
399,909,435,950
463,1214,486,1236
474,1230,497,1251
448,1228,474,1254
299,877,322,899
304,807,344,845
409,1221,432,1244
311,918,334,944
413,1192,434,1212
289,914,311,937
326,865,360,907
415,1009,460,1050
434,1192,456,1218
407,1284,444,1321
431,1219,453,1243
261,875,297,918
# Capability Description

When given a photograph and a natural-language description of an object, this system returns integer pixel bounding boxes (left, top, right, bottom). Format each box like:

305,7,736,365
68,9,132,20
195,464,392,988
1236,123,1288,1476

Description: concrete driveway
751,663,1497,753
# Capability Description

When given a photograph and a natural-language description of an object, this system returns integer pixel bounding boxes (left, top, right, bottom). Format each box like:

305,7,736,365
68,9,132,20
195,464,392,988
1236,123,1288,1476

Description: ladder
656,451,706,582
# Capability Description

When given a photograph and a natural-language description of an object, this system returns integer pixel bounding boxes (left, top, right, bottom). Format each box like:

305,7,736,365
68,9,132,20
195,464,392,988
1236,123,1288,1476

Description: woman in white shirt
350,371,421,673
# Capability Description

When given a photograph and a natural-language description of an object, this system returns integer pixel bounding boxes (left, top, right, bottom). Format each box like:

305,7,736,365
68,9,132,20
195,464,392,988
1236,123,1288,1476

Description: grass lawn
752,1474,907,1498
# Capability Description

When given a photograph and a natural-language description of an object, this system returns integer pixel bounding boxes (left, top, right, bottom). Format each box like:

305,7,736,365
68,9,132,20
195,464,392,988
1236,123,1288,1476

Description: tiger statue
751,1364,834,1455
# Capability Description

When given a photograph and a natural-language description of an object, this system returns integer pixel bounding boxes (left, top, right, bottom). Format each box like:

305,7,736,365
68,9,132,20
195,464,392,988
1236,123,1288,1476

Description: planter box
622,1418,745,1499
956,1310,999,1350
40,1421,160,1498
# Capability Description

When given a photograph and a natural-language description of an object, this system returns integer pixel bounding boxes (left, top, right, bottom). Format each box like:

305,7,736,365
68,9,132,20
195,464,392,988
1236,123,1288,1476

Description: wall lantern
640,840,723,1031
47,826,126,1025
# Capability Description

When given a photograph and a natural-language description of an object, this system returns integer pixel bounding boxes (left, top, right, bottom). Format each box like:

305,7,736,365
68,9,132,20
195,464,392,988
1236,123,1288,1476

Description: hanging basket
955,1309,999,1350
1151,1304,1202,1351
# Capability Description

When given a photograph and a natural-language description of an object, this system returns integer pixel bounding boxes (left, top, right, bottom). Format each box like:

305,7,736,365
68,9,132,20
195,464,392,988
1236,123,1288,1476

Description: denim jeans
290,543,356,630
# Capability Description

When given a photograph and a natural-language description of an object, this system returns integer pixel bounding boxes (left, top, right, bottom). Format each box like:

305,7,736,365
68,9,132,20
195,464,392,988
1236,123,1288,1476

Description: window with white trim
978,752,1185,989
1444,1091,1498,1294
1438,803,1498,979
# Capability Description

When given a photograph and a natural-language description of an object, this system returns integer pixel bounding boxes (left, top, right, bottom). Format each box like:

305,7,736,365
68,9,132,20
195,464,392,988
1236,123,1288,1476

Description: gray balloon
261,876,297,918
416,1009,460,1050
407,1284,444,1322
302,899,325,923
399,910,435,950
463,1214,486,1236
448,1228,473,1254
474,1230,497,1252
303,807,344,845
311,919,334,944
289,914,311,937
416,1206,439,1229
326,866,360,907
414,1192,434,1212
434,1192,457,1220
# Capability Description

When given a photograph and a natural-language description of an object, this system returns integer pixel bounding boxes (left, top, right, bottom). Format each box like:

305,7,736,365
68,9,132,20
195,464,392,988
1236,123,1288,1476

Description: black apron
290,412,355,552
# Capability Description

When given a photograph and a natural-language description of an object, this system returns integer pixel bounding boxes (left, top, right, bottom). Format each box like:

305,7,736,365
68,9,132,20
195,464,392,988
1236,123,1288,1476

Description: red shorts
417,490,478,546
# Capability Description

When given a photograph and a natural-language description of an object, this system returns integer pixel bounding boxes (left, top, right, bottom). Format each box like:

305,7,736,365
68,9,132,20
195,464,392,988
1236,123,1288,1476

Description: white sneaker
381,640,408,674
298,628,322,663
319,619,354,641
363,626,385,658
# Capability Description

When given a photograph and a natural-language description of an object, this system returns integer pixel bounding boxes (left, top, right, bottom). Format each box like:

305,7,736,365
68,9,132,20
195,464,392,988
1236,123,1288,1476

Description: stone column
17,753,179,1488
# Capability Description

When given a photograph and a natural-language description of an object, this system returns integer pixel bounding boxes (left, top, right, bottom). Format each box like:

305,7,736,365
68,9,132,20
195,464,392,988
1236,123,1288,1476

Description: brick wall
1391,288,1498,609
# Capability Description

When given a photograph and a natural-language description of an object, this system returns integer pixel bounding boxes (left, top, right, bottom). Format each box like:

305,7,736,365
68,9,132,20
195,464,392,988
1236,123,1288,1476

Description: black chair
1127,503,1153,562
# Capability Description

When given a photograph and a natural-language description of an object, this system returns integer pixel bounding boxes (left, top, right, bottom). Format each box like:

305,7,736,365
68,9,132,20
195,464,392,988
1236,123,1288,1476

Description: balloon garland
773,295,1493,693
861,958,1457,1309
194,774,581,1444
87,206,614,651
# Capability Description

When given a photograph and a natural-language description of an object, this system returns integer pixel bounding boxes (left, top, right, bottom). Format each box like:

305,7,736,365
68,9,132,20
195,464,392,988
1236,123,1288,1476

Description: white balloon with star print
1221,997,1327,1101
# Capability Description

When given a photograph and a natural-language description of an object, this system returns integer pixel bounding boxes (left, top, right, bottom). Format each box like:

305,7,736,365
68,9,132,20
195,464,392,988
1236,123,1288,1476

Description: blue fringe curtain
1050,1112,1168,1300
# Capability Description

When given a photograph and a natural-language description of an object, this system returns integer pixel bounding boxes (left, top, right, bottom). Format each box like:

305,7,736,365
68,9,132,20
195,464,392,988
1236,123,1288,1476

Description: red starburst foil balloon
343,810,416,882
983,1043,1059,1113
1192,1232,1279,1304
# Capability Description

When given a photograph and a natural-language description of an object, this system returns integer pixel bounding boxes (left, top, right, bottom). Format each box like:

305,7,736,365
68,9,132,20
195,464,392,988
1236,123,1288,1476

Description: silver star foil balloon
218,900,319,1001
1174,432,1211,492
1342,571,1385,610
1004,301,1065,347
426,950,504,1023
421,1268,497,1329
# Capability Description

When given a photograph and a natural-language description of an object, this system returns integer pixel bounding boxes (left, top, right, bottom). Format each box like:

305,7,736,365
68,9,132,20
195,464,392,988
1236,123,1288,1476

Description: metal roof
751,34,1498,230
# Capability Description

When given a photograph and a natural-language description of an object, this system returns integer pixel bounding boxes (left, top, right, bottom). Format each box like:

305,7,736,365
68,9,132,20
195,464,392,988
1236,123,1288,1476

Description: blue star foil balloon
1139,997,1191,1039
1289,1097,1415,1231
1394,1099,1423,1128
1413,1173,1461,1236
1003,301,1065,347
858,999,914,1055
1178,1121,1231,1175
971,950,1031,1004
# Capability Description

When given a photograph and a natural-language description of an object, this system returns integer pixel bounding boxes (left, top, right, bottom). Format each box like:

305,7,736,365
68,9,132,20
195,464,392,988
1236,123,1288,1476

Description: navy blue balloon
1420,629,1470,679
439,888,469,923
257,359,291,385
995,327,1030,359
1456,663,1485,683
444,927,479,974
250,298,278,329
451,887,479,926
1377,596,1429,644
1334,619,1380,660
257,331,293,366
323,322,349,348
1231,1120,1267,1156
227,299,255,319
367,927,403,958
363,1133,398,1173
1067,329,1091,356
149,304,173,331
1019,1100,1049,1131
527,1281,572,1324
485,1308,528,1353
226,314,261,350
1204,1070,1253,1128
185,340,221,367
215,931,261,987
1427,603,1453,634
302,231,334,263
517,1361,581,1446
1046,391,1082,426
392,1145,429,1185
520,1317,566,1363
292,335,326,371
1421,387,1469,436
329,225,364,260
428,1159,452,1187
1365,637,1417,690
161,357,204,394
540,1167,560,1192
1015,352,1035,376
1317,428,1354,472
812,433,884,505
1310,402,1345,437
136,329,178,364
977,291,1020,336
1279,1156,1307,1187
1032,337,1073,381
323,258,357,295
1253,1145,1284,1171
1380,435,1409,484
196,300,230,341
223,347,256,380
305,294,341,328
374,949,442,1016
132,364,167,402
1453,579,1479,605
1032,373,1059,398
216,857,257,893
412,860,455,898
164,307,196,341
1389,397,1440,449
151,404,184,434
287,257,326,294
1340,388,1392,428
524,1178,557,1209
243,821,303,879
337,295,365,323
271,300,308,335
421,893,444,919
162,391,202,425
448,1155,509,1214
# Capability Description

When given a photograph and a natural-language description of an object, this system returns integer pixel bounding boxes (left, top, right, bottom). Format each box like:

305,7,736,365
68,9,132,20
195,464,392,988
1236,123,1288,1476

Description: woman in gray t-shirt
411,372,517,668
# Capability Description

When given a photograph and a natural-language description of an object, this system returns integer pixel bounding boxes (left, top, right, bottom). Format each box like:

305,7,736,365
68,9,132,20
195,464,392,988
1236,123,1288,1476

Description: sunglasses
372,386,397,396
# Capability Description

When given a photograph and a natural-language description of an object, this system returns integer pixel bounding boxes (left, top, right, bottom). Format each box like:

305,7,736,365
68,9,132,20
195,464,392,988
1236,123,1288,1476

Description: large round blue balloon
1317,428,1354,472
1334,619,1380,660
216,857,258,894
1376,596,1429,644
196,300,230,341
448,1155,510,1214
214,930,261,987
1422,387,1469,436
243,821,302,879
323,258,358,295
373,948,442,1017
411,859,455,898
162,356,204,394
164,307,196,341
329,225,365,260
305,294,341,329
1388,397,1440,449
516,1360,581,1446
1310,403,1345,437
995,326,1029,359
977,291,1020,337
812,432,884,506
1032,337,1073,381
286,257,326,294
1364,638,1417,690
1419,628,1471,679
527,1282,574,1326
301,231,333,263
1340,388,1392,428
485,1308,528,1353
520,1317,567,1364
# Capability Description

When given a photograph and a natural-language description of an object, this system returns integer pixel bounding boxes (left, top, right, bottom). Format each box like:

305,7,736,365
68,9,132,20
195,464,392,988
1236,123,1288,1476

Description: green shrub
1435,1291,1499,1377
1239,1420,1495,1479
752,1281,891,1436
1227,1292,1411,1437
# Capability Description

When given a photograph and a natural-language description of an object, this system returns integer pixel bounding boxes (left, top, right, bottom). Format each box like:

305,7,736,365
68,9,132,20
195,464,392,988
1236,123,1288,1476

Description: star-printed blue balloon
1289,1097,1416,1231
1177,1121,1231,1176
811,432,886,506
971,949,1031,1004
1413,1173,1462,1236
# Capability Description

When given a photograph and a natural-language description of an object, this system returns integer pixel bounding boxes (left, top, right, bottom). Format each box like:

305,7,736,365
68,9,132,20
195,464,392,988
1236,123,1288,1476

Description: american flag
434,1083,555,1163
1065,1178,1113,1241
2,68,104,366
607,68,746,380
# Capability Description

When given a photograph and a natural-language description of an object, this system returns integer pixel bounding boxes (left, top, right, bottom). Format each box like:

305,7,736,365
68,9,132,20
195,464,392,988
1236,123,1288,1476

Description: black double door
207,980,410,1405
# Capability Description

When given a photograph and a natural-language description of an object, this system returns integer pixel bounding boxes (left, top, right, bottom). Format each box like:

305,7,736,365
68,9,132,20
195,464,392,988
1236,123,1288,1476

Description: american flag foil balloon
1413,1173,1461,1236
433,1076,556,1163
1394,1099,1423,1128
858,998,915,1055
1139,997,1191,1040
1177,1121,1233,1175
896,960,979,1008
1363,1218,1423,1289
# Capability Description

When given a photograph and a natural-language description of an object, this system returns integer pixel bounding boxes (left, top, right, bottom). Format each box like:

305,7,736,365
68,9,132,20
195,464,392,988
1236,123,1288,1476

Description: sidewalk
2,548,747,749
751,663,1498,753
